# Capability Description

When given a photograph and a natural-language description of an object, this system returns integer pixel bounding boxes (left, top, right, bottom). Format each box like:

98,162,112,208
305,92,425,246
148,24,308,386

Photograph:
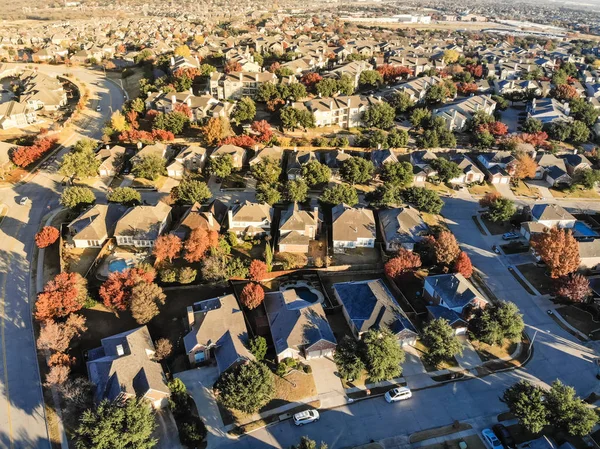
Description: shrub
159,268,177,283
178,267,197,284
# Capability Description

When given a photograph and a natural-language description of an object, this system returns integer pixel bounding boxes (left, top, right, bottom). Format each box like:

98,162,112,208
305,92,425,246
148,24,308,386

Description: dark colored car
492,424,516,449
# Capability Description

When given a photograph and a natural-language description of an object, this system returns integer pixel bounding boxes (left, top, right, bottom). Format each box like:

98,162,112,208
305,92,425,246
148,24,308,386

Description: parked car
385,387,412,403
19,196,29,205
502,232,520,240
96,105,101,112
293,410,320,426
492,424,516,449
482,428,504,449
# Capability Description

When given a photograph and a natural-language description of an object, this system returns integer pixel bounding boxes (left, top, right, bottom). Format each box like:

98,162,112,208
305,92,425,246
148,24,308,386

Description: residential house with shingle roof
96,145,125,177
527,98,572,124
426,306,468,335
332,204,376,252
68,204,128,248
249,146,284,166
287,150,317,180
423,273,487,315
172,202,223,240
87,326,170,409
533,151,572,186
0,101,36,129
410,150,438,182
476,150,516,184
209,71,278,100
114,203,172,247
167,145,207,179
333,279,417,346
227,201,273,237
210,144,245,169
433,95,496,131
378,206,429,252
278,203,320,253
305,95,382,129
448,154,485,184
183,295,254,372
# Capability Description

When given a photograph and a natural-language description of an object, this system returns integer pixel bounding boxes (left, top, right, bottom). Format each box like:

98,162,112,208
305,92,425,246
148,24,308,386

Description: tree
452,251,473,278
110,110,129,133
368,184,402,208
503,381,548,434
60,186,95,210
215,361,274,414
285,179,308,202
224,60,242,74
301,160,331,187
315,78,340,97
362,327,405,382
570,120,590,143
387,128,409,148
172,179,212,204
107,187,141,205
430,159,462,183
257,82,280,102
363,103,395,129
99,266,156,311
443,49,460,63
201,255,228,282
389,91,415,113
487,197,516,222
421,318,463,367
575,168,600,190
232,97,256,124
531,227,580,278
37,314,87,354
469,301,524,346
384,249,422,279
301,72,323,91
553,84,579,101
554,274,590,303
280,107,315,130
410,108,432,128
337,74,355,95
250,158,281,185
45,364,70,387
513,153,538,180
340,157,374,185
358,69,383,88
256,183,281,205
154,338,172,361
35,272,88,321
153,234,182,265
570,98,599,127
546,380,597,436
184,228,219,263
433,231,460,266
240,283,265,309
479,192,502,208
73,398,157,449
202,117,224,146
35,226,60,248
248,336,268,361
133,155,165,181
320,184,358,206
153,111,189,135
334,336,365,381
130,282,166,324
293,436,328,449
381,161,413,187
248,260,268,281
251,120,274,143
521,118,543,134
60,140,100,179
174,45,191,57
401,187,443,214
264,241,273,272
208,154,234,179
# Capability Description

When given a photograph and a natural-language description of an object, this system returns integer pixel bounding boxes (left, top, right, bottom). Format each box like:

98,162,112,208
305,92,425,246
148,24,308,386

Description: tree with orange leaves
384,248,421,279
248,260,268,281
152,234,182,265
35,226,60,248
453,251,473,278
184,227,219,263
99,265,156,311
240,283,265,309
35,272,88,321
513,153,538,180
531,227,580,278
224,60,242,74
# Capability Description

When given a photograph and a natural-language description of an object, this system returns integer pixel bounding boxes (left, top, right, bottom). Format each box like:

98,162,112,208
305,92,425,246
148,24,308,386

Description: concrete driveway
455,337,483,370
154,409,184,449
308,357,346,408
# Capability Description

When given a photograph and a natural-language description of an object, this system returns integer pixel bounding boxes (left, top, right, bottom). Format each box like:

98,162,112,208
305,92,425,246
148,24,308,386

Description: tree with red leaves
153,234,182,265
516,131,548,148
251,120,273,143
377,64,412,82
11,137,57,167
467,64,484,78
433,231,461,266
553,84,579,101
174,103,193,119
266,98,285,112
531,227,580,278
224,60,242,74
384,248,422,279
457,82,478,95
301,72,322,91
268,62,281,73
220,135,258,148
35,272,88,321
240,283,265,309
479,192,502,208
184,227,219,263
151,129,175,141
478,121,508,137
453,251,473,278
35,226,60,248
248,260,268,281
125,110,139,129
99,266,156,311
146,109,160,123
554,274,591,303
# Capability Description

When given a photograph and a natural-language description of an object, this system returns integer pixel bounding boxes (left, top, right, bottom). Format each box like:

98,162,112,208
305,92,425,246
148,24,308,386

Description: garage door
455,327,467,335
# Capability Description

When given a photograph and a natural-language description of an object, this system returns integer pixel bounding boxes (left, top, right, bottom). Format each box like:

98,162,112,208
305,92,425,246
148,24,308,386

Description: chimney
171,94,176,104
207,213,214,227
227,209,234,228
189,87,194,95
377,143,382,150
329,100,333,109
239,72,243,81
347,98,351,109
116,344,124,356
186,98,191,107
255,73,259,81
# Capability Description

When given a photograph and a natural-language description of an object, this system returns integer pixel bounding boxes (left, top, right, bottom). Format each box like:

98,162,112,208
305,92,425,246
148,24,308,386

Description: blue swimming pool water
108,259,129,273
294,286,318,303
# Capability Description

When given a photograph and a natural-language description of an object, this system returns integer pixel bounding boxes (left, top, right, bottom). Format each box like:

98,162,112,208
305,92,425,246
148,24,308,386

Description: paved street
0,65,124,449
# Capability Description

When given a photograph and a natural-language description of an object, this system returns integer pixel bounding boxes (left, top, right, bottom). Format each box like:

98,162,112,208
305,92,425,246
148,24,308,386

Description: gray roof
531,203,575,222
579,240,600,259
280,203,318,232
332,205,375,242
114,202,171,240
424,273,485,311
426,306,467,327
69,204,128,241
379,207,429,246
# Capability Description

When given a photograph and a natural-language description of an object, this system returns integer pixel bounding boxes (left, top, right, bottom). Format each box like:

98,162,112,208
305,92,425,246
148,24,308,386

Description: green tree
257,82,280,102
129,98,146,114
334,336,365,381
301,160,331,187
287,83,307,101
570,120,590,143
248,336,268,361
381,161,414,187
320,184,359,206
315,78,338,97
172,179,212,204
570,98,600,127
387,128,409,148
338,74,355,95
521,117,543,134
73,398,157,449
59,138,100,179
215,361,274,414
503,381,548,434
430,159,462,183
358,69,383,88
256,183,281,205
421,318,463,367
107,187,141,205
232,97,257,125
368,184,402,207
546,380,597,436
548,121,571,141
362,327,405,382
401,187,443,214
389,91,415,113
410,108,432,129
133,155,165,181
280,108,315,130
368,129,389,149
285,179,308,202
576,168,600,189
475,130,495,149
363,102,395,129
293,436,328,449
250,158,281,185
200,64,217,77
469,301,524,346
60,186,95,210
208,155,234,179
487,197,516,222
339,157,374,185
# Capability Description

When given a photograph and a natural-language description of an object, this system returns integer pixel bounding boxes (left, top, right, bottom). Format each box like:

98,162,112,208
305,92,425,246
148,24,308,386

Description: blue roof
426,306,467,326
425,274,481,311
573,221,599,238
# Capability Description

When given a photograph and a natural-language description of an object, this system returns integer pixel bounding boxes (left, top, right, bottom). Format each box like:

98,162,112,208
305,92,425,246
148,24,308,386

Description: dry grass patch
471,340,518,363
511,180,540,198
550,187,600,199
414,340,459,372
425,181,453,196
410,422,473,443
468,183,496,196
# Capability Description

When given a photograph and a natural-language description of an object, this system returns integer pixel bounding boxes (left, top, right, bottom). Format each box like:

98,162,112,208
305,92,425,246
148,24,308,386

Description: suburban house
96,145,125,177
0,100,36,129
320,149,351,176
167,144,207,179
520,203,576,240
172,201,224,240
67,204,127,248
278,203,320,253
87,326,170,409
378,206,429,251
433,95,496,131
145,91,234,122
533,151,572,186
332,204,376,252
131,143,169,165
249,146,284,166
388,76,442,103
264,291,337,361
423,273,487,315
183,295,254,372
210,144,245,169
333,279,418,346
329,59,373,86
526,98,572,124
287,150,317,180
493,79,549,97
476,151,516,184
114,202,172,247
304,95,383,128
562,153,592,176
448,154,485,184
227,201,273,237
371,149,398,170
426,306,469,335
410,150,438,182
209,71,278,100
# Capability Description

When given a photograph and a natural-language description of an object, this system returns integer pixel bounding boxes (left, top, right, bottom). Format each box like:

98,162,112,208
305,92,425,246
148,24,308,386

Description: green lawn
413,340,459,372
480,215,512,235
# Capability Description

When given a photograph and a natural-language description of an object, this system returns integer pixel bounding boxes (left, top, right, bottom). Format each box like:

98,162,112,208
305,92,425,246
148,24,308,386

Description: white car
19,196,29,206
293,410,320,426
385,387,412,403
96,105,102,112
482,428,504,449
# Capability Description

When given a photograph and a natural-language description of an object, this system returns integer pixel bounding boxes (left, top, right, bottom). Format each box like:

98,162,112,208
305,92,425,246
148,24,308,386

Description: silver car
293,410,320,426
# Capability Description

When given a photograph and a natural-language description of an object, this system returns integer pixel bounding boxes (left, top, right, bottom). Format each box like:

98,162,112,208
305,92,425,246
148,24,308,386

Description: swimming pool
108,259,130,273
294,286,319,303
280,282,324,305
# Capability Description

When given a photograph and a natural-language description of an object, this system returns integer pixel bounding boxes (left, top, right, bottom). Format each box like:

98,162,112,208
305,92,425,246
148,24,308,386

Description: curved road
0,64,125,449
